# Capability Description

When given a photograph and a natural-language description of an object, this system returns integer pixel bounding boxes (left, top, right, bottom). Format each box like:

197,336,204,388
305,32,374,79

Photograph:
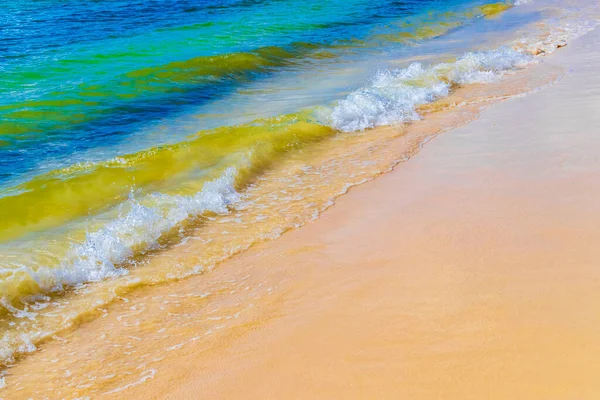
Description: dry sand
3,24,600,400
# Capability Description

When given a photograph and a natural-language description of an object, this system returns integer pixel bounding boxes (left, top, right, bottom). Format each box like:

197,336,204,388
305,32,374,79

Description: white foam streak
32,168,241,294
519,19,599,55
331,48,533,132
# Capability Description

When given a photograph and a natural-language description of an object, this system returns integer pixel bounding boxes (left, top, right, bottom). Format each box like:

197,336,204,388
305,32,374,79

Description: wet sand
3,23,600,400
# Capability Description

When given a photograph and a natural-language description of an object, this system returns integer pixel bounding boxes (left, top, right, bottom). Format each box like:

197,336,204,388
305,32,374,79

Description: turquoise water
0,0,537,250
1,0,512,184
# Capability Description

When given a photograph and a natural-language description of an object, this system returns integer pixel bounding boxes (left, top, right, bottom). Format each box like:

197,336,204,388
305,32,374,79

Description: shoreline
3,0,597,371
2,19,600,400
156,25,600,398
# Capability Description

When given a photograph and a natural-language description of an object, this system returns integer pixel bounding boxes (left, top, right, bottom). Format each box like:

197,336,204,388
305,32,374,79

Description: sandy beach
2,15,600,400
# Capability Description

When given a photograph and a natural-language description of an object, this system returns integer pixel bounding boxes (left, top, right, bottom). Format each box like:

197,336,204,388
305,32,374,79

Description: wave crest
331,47,533,132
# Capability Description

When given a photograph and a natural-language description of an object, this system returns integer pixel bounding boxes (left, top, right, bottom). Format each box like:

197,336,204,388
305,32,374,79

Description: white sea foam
517,19,599,55
331,48,533,132
0,168,241,305
55,168,240,288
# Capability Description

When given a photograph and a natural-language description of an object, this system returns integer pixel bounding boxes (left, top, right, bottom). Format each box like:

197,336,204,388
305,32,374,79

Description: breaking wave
53,168,241,290
331,47,533,132
0,168,240,303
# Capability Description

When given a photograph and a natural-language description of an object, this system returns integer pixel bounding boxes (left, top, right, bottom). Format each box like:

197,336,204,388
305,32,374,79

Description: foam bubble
331,48,533,132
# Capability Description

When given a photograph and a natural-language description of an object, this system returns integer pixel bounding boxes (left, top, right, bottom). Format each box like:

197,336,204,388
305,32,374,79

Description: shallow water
0,0,598,371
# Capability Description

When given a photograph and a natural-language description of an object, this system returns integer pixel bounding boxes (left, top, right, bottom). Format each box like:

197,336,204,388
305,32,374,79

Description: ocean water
0,0,598,370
